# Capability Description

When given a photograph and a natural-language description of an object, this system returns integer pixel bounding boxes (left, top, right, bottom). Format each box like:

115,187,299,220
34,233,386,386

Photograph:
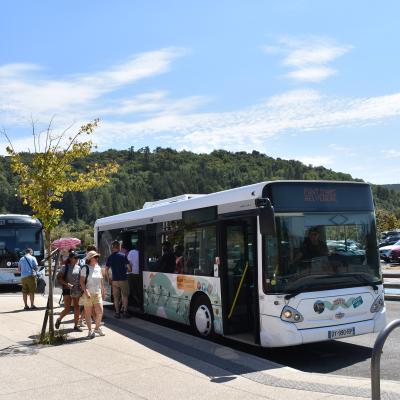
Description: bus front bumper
0,272,22,285
259,309,386,347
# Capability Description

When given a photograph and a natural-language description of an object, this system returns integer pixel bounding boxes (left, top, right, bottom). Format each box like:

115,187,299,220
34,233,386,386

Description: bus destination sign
265,182,374,212
304,188,337,203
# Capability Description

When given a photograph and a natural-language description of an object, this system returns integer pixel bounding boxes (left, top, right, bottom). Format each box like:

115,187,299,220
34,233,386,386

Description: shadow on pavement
102,306,373,378
258,340,372,374
0,306,47,314
101,308,282,380
0,344,39,357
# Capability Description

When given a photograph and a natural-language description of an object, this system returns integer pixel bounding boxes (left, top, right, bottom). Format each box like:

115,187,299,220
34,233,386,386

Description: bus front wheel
190,296,214,337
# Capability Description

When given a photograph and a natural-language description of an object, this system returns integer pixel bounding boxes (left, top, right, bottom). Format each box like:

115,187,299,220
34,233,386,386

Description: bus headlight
281,306,304,323
370,295,384,313
6,261,11,267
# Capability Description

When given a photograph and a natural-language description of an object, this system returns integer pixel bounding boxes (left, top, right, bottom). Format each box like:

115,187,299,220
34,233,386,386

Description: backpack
36,274,46,294
56,263,70,288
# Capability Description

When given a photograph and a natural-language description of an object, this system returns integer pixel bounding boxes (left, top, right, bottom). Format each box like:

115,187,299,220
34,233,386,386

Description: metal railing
371,319,400,400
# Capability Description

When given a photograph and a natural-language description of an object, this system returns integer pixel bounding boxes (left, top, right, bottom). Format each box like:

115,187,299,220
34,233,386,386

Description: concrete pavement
1,294,399,400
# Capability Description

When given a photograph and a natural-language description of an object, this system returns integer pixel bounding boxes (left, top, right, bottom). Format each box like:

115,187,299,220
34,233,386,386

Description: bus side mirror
256,198,276,236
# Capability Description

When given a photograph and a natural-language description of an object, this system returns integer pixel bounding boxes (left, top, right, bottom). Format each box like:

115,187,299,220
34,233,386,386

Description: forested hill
384,184,400,192
1,147,400,222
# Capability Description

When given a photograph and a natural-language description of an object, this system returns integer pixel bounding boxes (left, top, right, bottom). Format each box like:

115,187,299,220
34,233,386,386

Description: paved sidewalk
1,294,399,400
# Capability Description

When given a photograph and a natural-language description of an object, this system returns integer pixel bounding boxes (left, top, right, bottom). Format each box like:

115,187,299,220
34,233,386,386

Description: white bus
0,214,44,285
95,181,386,347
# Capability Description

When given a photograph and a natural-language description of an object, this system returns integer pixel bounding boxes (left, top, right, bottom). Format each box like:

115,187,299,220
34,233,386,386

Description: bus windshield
0,227,43,257
264,212,381,294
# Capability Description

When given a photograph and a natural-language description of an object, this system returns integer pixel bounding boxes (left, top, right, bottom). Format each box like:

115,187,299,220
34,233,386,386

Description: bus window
184,226,216,276
144,221,183,273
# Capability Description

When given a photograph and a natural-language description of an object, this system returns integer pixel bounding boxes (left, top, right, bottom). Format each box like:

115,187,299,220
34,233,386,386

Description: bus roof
95,180,368,232
95,181,268,231
0,214,41,225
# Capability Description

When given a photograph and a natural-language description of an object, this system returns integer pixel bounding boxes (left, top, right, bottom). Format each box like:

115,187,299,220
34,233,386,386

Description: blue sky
1,1,400,184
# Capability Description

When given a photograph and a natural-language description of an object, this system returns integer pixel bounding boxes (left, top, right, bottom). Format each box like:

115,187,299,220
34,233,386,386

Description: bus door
221,217,258,341
122,229,145,311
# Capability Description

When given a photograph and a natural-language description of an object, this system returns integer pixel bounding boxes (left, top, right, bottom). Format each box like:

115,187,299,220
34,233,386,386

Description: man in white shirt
17,248,38,310
127,245,140,307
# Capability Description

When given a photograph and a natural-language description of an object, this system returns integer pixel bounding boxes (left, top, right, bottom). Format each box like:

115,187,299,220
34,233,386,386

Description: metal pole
371,319,400,400
227,262,248,320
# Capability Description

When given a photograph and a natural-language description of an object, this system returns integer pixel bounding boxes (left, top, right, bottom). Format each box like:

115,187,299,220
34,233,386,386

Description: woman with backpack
80,250,106,338
55,251,82,331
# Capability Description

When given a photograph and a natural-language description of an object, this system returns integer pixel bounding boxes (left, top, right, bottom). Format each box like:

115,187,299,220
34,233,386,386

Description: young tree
3,119,118,342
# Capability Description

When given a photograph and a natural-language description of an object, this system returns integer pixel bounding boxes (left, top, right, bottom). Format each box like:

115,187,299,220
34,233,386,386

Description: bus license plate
328,327,355,339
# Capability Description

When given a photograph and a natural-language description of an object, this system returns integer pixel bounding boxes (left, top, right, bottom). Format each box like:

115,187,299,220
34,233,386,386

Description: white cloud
286,66,335,82
87,89,400,153
281,37,351,67
97,91,209,116
264,36,352,83
0,48,186,126
382,149,400,158
2,49,400,167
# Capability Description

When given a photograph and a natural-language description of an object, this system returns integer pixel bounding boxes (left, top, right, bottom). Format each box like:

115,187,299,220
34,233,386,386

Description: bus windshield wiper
350,274,379,291
284,283,320,300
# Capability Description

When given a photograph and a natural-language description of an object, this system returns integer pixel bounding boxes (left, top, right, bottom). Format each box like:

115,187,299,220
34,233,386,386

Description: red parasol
51,237,81,250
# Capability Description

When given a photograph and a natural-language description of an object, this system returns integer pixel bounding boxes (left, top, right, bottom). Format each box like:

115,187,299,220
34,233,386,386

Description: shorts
62,288,71,296
71,290,82,298
112,280,129,306
79,291,102,307
21,276,37,294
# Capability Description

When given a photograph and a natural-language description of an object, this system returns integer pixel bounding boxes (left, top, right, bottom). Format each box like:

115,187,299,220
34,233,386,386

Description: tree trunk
45,230,54,340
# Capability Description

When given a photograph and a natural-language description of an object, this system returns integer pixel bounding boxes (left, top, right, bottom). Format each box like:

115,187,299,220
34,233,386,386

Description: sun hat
85,250,100,261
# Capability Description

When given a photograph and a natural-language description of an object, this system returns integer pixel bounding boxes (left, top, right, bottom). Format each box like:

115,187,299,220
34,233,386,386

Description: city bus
94,181,386,347
0,214,44,285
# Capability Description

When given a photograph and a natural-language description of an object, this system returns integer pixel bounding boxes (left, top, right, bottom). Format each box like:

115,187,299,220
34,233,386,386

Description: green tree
375,208,399,235
3,120,118,343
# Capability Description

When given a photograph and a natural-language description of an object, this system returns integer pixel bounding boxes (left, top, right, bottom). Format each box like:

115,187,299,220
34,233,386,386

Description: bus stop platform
1,294,400,400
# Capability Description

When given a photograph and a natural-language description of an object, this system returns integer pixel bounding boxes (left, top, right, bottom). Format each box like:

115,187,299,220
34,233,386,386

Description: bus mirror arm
257,198,276,236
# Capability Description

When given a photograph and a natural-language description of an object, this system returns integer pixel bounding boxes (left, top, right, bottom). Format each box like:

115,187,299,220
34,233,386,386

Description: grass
33,328,68,345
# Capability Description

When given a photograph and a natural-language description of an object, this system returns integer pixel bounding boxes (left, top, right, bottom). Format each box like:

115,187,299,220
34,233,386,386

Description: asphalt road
253,300,400,381
1,283,399,381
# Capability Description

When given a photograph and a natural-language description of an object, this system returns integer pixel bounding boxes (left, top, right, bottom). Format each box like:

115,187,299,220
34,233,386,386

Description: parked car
381,230,400,239
379,240,400,262
379,231,400,248
389,247,400,263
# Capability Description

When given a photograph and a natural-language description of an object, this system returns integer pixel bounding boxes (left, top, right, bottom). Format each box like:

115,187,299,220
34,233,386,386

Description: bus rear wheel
190,296,214,337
